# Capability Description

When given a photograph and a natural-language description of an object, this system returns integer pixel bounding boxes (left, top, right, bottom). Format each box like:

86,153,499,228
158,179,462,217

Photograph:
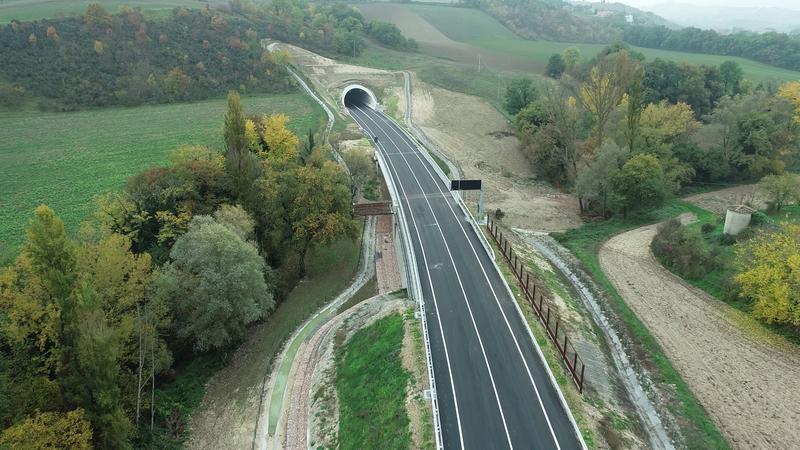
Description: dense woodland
0,0,413,110
511,43,800,337
0,91,357,447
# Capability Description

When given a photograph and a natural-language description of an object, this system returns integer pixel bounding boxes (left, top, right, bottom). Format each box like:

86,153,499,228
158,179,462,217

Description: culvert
342,84,378,109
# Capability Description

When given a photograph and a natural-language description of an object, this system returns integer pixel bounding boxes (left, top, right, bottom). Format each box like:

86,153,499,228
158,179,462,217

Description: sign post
450,179,485,223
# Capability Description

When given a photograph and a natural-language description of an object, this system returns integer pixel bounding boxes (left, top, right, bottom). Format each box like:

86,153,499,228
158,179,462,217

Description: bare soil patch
683,184,764,215
599,223,800,449
411,79,582,232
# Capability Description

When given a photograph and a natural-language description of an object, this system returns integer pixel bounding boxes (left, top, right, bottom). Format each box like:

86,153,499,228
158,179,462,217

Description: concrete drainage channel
256,217,376,450
520,232,675,450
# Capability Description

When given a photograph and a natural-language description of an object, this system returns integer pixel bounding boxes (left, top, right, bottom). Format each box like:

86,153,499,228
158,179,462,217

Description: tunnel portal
342,84,378,109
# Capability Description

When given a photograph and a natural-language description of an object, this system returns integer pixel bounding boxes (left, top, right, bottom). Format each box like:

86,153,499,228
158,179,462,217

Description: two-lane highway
348,102,585,449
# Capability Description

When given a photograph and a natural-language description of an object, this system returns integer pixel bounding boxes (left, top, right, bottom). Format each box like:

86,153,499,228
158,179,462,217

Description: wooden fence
486,218,586,393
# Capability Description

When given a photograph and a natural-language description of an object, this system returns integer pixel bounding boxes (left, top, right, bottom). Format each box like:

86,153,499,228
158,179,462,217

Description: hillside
356,3,800,82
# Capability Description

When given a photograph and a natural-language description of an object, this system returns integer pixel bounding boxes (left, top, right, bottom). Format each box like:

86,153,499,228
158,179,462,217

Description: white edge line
357,113,447,450
375,106,589,450
356,108,515,449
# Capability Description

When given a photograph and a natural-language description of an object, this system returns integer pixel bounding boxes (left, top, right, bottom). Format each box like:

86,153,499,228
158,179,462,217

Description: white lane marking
360,105,565,449
351,107,516,449
348,109,467,450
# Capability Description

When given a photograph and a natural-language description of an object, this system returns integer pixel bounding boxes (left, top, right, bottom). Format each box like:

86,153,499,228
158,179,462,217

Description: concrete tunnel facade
342,84,378,109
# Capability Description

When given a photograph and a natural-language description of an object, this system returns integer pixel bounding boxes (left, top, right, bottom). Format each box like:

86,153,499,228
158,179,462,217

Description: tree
68,284,133,449
224,91,247,157
0,409,92,449
735,224,800,326
719,61,743,96
224,92,261,201
505,78,536,115
580,52,641,149
610,153,667,216
545,54,566,78
290,159,358,276
213,204,256,241
342,148,376,200
157,215,274,351
639,101,700,147
84,3,112,29
74,233,170,424
562,47,581,71
260,114,300,162
624,77,643,152
778,81,800,125
758,173,800,213
575,142,627,216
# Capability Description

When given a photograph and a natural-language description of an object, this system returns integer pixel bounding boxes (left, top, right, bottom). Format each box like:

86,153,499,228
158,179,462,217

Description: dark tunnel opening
344,87,373,108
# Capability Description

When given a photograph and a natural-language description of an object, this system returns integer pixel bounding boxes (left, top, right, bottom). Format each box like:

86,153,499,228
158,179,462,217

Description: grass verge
336,313,411,449
337,275,377,314
552,200,728,449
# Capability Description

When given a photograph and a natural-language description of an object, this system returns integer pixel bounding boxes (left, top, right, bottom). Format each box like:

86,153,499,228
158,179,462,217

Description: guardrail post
579,364,585,393
573,352,578,373
554,319,560,343
563,334,568,357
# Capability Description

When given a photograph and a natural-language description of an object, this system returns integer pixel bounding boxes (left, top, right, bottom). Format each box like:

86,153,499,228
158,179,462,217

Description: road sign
450,179,482,191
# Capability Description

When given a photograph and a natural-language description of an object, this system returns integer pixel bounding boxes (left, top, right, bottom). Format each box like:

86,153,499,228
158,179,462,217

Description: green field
357,3,800,83
0,0,213,23
0,92,325,263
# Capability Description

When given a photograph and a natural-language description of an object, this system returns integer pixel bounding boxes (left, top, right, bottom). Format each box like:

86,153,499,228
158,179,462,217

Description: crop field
0,92,324,263
0,0,215,23
356,3,800,83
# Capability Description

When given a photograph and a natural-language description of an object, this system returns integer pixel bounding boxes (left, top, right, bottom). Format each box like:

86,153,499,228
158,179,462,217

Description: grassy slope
336,313,411,450
553,201,728,449
155,237,361,446
360,3,800,83
0,92,324,263
0,0,209,22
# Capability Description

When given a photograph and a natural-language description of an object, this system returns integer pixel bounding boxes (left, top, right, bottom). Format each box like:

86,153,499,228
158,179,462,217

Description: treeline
0,92,356,447
507,44,800,217
475,0,620,43
234,0,415,56
465,0,800,74
624,25,800,72
0,0,415,110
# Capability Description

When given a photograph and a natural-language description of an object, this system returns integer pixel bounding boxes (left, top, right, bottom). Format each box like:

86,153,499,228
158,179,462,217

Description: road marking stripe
349,109,467,450
361,105,564,449
352,107,516,450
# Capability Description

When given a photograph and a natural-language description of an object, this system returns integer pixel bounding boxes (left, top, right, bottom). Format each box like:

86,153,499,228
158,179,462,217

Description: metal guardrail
270,42,442,448
486,218,586,393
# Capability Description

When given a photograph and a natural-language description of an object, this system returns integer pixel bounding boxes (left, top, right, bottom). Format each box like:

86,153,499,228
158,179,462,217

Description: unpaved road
599,223,800,449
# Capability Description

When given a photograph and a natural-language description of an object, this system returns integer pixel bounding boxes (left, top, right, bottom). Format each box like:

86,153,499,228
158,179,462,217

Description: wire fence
486,218,586,393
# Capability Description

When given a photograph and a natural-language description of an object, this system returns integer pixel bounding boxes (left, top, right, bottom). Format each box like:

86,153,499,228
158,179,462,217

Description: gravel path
599,223,800,449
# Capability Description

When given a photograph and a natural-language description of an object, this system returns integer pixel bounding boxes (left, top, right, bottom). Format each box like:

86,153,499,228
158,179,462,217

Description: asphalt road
348,103,584,450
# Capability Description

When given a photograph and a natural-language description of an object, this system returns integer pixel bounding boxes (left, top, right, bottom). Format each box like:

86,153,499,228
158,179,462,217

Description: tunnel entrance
342,84,378,109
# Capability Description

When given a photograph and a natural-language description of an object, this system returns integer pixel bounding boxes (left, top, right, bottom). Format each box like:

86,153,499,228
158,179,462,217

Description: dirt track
599,223,800,449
